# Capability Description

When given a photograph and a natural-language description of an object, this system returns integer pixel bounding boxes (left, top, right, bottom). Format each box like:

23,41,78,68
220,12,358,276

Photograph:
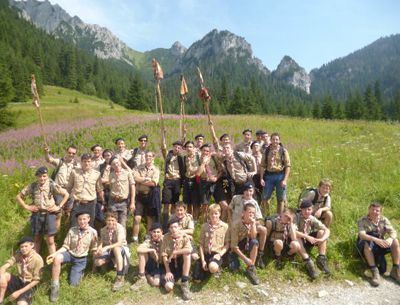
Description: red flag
152,58,164,80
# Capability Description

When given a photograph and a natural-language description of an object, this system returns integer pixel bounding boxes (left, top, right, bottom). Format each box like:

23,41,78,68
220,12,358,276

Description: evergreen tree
322,94,335,119
393,89,400,121
312,99,321,119
374,81,383,105
334,98,345,119
217,74,230,110
244,89,257,114
64,46,77,90
126,73,148,111
0,63,16,130
229,86,245,114
364,83,381,120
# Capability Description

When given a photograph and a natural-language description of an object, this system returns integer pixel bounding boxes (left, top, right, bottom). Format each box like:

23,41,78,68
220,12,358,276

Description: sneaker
246,265,259,285
213,270,221,280
112,275,125,292
371,268,380,287
390,266,400,283
316,256,332,274
50,284,60,302
275,256,282,269
305,260,318,279
256,251,265,269
129,275,147,291
181,281,191,300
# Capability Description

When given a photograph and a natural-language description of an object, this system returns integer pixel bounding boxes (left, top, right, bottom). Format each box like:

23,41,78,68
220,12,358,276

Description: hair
369,202,382,210
208,203,221,214
283,207,295,216
81,153,92,160
270,132,280,140
102,149,114,158
145,150,155,157
319,178,332,188
243,203,256,211
175,201,186,209
67,145,77,152
223,142,232,148
106,211,119,220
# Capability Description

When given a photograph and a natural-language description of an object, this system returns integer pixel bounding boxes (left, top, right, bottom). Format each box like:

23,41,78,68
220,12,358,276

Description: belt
138,190,150,195
185,178,196,182
266,170,284,175
111,196,128,203
165,177,180,180
235,179,248,186
74,200,93,204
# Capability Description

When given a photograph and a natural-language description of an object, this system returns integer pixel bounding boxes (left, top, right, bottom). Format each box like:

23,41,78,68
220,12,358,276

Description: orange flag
180,74,188,101
152,58,164,80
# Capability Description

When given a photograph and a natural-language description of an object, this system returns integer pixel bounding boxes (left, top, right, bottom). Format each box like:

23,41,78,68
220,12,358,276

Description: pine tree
217,74,230,111
126,73,148,111
0,63,16,130
334,98,345,119
229,86,245,114
364,83,381,120
393,89,400,121
312,99,321,119
244,89,257,114
64,46,77,90
322,94,335,119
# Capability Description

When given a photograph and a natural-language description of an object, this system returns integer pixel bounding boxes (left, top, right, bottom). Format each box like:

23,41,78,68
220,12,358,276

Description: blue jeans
62,252,87,286
229,238,259,271
261,173,286,201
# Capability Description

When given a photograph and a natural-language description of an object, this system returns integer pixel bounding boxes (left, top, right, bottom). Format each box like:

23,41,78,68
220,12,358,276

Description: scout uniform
134,164,160,217
91,157,104,172
229,195,263,223
137,235,164,276
20,179,67,236
266,216,298,255
67,168,104,227
193,221,230,281
295,214,326,248
115,149,132,163
301,189,331,215
198,154,226,204
234,141,252,153
129,148,147,169
183,152,201,205
108,169,135,226
224,151,253,194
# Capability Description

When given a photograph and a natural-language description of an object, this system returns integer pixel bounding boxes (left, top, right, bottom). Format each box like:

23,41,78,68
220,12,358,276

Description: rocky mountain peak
274,55,311,94
170,41,187,56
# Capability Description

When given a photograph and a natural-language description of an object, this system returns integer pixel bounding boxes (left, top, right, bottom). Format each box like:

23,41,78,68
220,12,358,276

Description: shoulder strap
196,155,201,165
223,159,233,180
48,179,54,200
311,188,319,204
164,150,173,174
279,143,285,163
177,155,185,184
51,157,64,180
233,151,248,172
30,182,37,205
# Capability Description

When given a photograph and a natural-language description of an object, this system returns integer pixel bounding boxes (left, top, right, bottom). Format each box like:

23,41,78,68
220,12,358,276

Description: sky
48,0,400,73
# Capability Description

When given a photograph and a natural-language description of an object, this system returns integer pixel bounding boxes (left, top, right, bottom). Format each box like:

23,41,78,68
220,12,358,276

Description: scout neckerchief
227,154,235,179
77,227,90,253
241,215,251,250
208,220,221,253
301,213,312,241
93,157,104,168
245,142,251,154
115,169,124,195
38,179,49,208
314,191,326,210
22,250,36,283
177,214,186,226
140,149,146,165
107,224,117,247
242,195,252,206
171,234,180,250
187,154,194,175
102,164,111,180
145,165,151,178
152,237,162,255
81,168,92,196
252,152,261,169
204,156,213,177
270,145,278,170
367,214,382,238
277,216,289,243
66,161,74,181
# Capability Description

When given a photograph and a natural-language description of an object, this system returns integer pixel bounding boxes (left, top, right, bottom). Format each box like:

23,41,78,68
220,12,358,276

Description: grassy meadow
1,86,400,304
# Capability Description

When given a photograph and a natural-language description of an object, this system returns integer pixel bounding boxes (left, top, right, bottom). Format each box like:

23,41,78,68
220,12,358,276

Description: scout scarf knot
301,213,312,242
227,155,235,179
277,216,289,243
367,214,382,238
270,146,278,169
171,235,180,250
241,215,251,251
108,225,117,247
22,250,36,283
115,169,124,195
38,180,49,207
152,238,161,254
102,165,111,179
208,220,221,253
77,228,90,252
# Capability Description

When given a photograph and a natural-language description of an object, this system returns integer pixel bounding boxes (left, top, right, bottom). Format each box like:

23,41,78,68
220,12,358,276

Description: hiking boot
213,270,221,280
390,266,400,284
305,260,318,279
287,253,295,262
316,256,332,274
275,256,282,269
112,275,125,292
256,251,265,269
181,281,191,300
129,275,147,291
246,265,259,285
49,284,60,302
371,268,380,287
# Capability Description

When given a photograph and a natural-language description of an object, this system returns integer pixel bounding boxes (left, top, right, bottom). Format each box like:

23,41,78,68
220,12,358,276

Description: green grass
1,91,400,303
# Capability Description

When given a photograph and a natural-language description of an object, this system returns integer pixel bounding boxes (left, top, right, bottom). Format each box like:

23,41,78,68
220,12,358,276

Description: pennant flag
152,58,164,80
31,75,39,107
180,74,188,101
196,67,211,102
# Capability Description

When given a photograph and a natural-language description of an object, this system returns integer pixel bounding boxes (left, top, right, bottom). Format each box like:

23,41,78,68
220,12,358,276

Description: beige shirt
45,156,81,188
173,213,194,230
115,149,132,162
231,218,254,249
224,152,252,184
234,141,252,154
301,190,331,212
91,157,105,172
248,153,262,172
165,154,181,179
266,218,298,242
184,154,200,179
7,252,43,283
160,232,192,259
260,146,291,172
295,215,325,234
67,168,103,201
131,148,147,169
137,236,164,262
358,215,396,237
229,195,263,222
199,156,223,179
100,223,127,247
109,169,135,199
134,164,160,192
199,221,230,254
63,226,98,257
20,180,67,210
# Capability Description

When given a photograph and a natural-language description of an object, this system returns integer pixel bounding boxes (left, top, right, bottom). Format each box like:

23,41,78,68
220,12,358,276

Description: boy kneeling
160,218,192,300
357,202,400,287
229,204,259,285
47,210,97,302
0,237,44,305
194,204,230,283
130,222,164,290
93,211,128,292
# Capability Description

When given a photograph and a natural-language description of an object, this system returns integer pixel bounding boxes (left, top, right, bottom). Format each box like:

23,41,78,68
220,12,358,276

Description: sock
133,236,138,241
304,258,310,262
181,275,189,283
393,264,399,268
319,254,326,258
370,265,377,269
52,280,59,286
117,270,123,276
138,272,145,277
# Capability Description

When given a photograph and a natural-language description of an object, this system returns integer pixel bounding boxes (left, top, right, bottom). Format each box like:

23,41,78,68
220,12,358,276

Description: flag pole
152,59,165,132
196,67,212,123
180,73,188,143
31,75,48,148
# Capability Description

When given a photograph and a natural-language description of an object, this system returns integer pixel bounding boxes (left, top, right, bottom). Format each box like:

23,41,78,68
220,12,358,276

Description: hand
101,205,105,212
245,258,253,267
247,172,256,178
382,238,393,248
314,238,325,245
209,176,217,183
208,121,214,126
314,209,322,219
28,205,39,213
46,253,55,262
43,146,50,154
213,253,222,261
154,251,159,264
9,291,21,300
168,253,177,263
306,235,317,245
281,180,287,188
165,271,174,282
260,179,265,187
374,238,386,248
286,213,293,223
248,216,256,225
202,260,208,271
130,204,136,214
47,206,60,213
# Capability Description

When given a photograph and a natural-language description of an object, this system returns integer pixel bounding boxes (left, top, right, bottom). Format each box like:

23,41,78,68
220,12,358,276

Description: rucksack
30,179,56,206
50,158,77,181
127,148,139,169
223,151,249,180
183,154,201,174
264,213,292,241
264,143,285,165
165,150,185,185
298,187,330,205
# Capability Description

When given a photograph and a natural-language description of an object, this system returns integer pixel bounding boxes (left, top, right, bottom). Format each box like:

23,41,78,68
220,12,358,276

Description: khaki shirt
173,213,194,230
213,142,223,154
7,252,43,283
20,180,67,210
91,157,104,172
115,149,132,162
234,141,252,154
99,223,127,247
109,169,135,199
224,152,252,184
45,156,80,188
134,164,160,192
231,218,254,249
199,156,223,179
229,195,263,222
67,168,103,201
184,154,200,179
260,147,291,172
165,154,181,179
199,221,230,254
357,215,396,237
295,215,325,234
267,219,298,242
131,148,147,169
301,190,331,212
137,236,164,262
248,153,262,172
63,226,98,257
160,232,192,259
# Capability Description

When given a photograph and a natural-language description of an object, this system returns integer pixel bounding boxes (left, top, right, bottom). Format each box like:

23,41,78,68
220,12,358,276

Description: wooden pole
156,78,165,131
31,75,48,148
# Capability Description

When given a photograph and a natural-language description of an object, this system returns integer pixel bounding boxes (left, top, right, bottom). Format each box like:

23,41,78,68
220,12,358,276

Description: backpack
223,151,249,180
183,154,201,174
298,187,330,205
165,150,185,185
264,143,285,166
50,158,77,181
264,213,292,241
127,148,139,169
30,179,56,206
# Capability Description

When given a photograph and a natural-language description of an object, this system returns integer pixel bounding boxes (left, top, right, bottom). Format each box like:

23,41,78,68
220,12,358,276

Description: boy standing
127,135,148,170
16,167,69,254
47,210,98,302
183,141,201,222
114,137,132,170
234,129,253,153
0,237,44,305
91,144,104,171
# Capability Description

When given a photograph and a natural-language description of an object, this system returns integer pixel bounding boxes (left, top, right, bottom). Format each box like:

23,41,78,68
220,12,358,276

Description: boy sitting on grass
299,179,333,228
93,211,128,292
193,204,230,283
0,236,44,305
130,222,164,290
357,202,400,287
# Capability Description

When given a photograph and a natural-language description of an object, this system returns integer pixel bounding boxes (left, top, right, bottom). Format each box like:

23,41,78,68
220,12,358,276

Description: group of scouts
1,123,399,304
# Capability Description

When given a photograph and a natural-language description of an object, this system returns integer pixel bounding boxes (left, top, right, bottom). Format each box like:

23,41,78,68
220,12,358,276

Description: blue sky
49,0,400,73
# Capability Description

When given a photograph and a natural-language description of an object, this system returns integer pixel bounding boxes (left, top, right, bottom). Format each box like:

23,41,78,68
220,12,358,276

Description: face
106,216,117,229
209,210,221,223
78,214,90,229
271,135,280,148
66,148,77,162
37,173,49,185
252,143,260,153
319,185,331,196
243,131,252,142
81,158,92,170
175,206,186,218
368,206,382,218
103,152,113,163
195,137,204,147
222,144,232,156
145,152,154,165
116,140,125,151
301,207,313,218
243,207,256,221
221,136,230,144
93,147,102,158
151,228,163,240
201,147,210,157
263,134,270,144
185,143,194,154
110,159,121,171
280,212,293,223
20,242,35,256
256,134,263,142
172,144,181,155
169,222,180,236
243,188,254,198
139,138,147,149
